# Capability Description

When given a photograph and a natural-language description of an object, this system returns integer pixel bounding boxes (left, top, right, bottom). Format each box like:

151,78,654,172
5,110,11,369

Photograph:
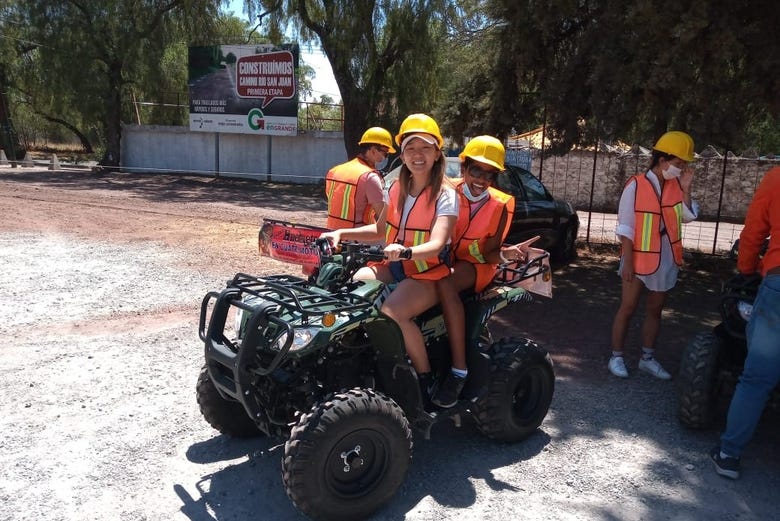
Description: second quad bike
677,241,778,429
196,222,555,521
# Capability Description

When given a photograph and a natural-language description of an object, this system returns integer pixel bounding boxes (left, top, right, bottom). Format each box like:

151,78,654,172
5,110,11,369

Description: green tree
434,0,515,146
299,94,342,131
132,14,286,128
0,0,27,160
17,0,223,166
247,0,454,157
479,0,780,153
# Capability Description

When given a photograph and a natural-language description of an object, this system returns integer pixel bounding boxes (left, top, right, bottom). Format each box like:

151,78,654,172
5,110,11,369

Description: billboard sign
188,44,299,135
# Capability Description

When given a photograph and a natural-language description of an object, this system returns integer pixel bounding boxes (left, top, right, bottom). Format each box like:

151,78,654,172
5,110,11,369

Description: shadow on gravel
178,421,551,521
178,435,305,520
0,169,326,213
491,244,735,382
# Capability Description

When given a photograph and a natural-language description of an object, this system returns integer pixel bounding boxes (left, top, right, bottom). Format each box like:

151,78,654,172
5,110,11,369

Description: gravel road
0,166,777,521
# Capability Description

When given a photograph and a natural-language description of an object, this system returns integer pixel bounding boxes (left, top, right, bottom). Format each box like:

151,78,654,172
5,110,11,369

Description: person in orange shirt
431,136,538,408
325,127,395,229
608,131,698,380
711,165,780,480
320,114,458,405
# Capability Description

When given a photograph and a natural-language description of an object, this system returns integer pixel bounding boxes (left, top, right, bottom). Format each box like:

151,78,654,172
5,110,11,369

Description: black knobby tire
473,338,555,442
196,365,262,438
282,388,412,521
677,331,723,429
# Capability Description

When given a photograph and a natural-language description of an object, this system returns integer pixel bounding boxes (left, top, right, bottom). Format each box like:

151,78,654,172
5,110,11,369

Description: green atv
196,232,555,521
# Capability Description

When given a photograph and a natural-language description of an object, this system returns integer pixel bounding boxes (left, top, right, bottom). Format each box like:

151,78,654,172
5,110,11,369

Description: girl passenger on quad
320,114,458,403
431,136,539,408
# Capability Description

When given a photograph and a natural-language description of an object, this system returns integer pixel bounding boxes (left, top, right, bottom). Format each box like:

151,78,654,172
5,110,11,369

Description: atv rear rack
493,250,551,286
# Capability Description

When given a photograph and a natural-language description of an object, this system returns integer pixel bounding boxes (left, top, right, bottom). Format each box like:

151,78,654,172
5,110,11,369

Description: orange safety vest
452,181,516,292
630,173,684,275
325,157,380,229
384,181,450,280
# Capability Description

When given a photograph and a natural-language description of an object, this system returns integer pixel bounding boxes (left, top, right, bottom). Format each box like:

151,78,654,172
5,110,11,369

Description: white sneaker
638,358,671,380
608,356,629,378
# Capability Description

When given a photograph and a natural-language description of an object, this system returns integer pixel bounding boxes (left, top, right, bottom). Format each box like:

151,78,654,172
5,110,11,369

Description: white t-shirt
616,170,698,291
384,185,459,235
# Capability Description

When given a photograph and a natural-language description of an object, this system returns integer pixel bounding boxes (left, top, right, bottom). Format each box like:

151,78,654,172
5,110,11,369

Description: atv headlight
273,327,320,352
737,300,753,322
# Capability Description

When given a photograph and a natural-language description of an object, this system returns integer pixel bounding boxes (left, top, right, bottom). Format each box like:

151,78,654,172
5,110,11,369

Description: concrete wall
533,148,780,222
122,126,779,222
122,125,347,184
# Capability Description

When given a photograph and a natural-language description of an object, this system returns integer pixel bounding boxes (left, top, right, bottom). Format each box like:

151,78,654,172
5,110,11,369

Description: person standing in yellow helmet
431,135,539,408
325,127,395,229
320,114,459,407
608,130,698,380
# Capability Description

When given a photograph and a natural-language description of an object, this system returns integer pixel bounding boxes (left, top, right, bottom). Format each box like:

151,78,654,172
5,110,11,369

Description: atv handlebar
313,237,389,262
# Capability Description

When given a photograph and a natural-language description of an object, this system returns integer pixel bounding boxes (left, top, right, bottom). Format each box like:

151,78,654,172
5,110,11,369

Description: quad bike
196,226,555,521
677,241,778,429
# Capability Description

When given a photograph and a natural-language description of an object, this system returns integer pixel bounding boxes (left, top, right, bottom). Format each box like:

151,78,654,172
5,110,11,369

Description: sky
223,0,341,102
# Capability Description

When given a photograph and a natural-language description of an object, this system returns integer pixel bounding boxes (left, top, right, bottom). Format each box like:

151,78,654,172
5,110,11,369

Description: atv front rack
226,272,375,321
199,272,376,380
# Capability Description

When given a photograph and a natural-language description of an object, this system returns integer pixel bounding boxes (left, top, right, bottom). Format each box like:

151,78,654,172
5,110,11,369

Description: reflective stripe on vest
325,157,377,229
385,181,446,279
631,173,684,275
452,181,515,266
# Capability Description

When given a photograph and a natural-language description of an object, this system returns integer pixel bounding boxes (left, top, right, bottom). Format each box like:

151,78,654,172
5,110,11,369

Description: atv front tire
677,331,723,429
282,388,412,521
474,338,555,442
196,365,262,438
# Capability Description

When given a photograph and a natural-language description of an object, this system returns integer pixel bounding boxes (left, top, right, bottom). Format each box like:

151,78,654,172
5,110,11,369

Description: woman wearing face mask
608,131,698,380
431,136,539,408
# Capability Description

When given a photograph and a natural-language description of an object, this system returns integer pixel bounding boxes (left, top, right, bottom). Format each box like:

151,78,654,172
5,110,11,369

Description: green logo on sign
248,108,265,130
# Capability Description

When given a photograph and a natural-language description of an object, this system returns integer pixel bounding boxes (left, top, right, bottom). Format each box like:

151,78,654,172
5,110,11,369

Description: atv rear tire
677,331,723,429
474,338,555,442
282,388,412,521
196,365,262,438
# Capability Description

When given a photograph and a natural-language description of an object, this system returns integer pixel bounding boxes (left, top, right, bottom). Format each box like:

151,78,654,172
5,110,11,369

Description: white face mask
462,182,490,202
662,164,681,180
375,157,388,171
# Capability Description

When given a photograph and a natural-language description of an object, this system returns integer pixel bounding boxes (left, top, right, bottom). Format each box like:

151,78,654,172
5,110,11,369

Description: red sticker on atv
259,219,328,266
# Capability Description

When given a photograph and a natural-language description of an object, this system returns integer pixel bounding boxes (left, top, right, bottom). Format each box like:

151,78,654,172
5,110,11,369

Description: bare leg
435,262,476,370
641,290,667,349
611,277,645,352
381,278,439,373
353,265,393,283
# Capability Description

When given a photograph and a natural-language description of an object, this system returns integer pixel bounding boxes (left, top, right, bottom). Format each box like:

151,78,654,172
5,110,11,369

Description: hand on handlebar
319,230,342,248
384,243,411,260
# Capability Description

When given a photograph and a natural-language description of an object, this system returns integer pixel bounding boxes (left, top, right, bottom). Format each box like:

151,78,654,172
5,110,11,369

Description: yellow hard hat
394,113,444,149
653,131,695,162
359,127,396,153
459,135,506,171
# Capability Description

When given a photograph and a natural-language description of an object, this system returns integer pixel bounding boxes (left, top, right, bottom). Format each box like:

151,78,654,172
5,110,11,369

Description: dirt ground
1,166,778,521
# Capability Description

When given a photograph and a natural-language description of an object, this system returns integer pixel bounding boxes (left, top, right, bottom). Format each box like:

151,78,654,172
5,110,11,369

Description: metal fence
123,95,780,256
520,144,779,256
